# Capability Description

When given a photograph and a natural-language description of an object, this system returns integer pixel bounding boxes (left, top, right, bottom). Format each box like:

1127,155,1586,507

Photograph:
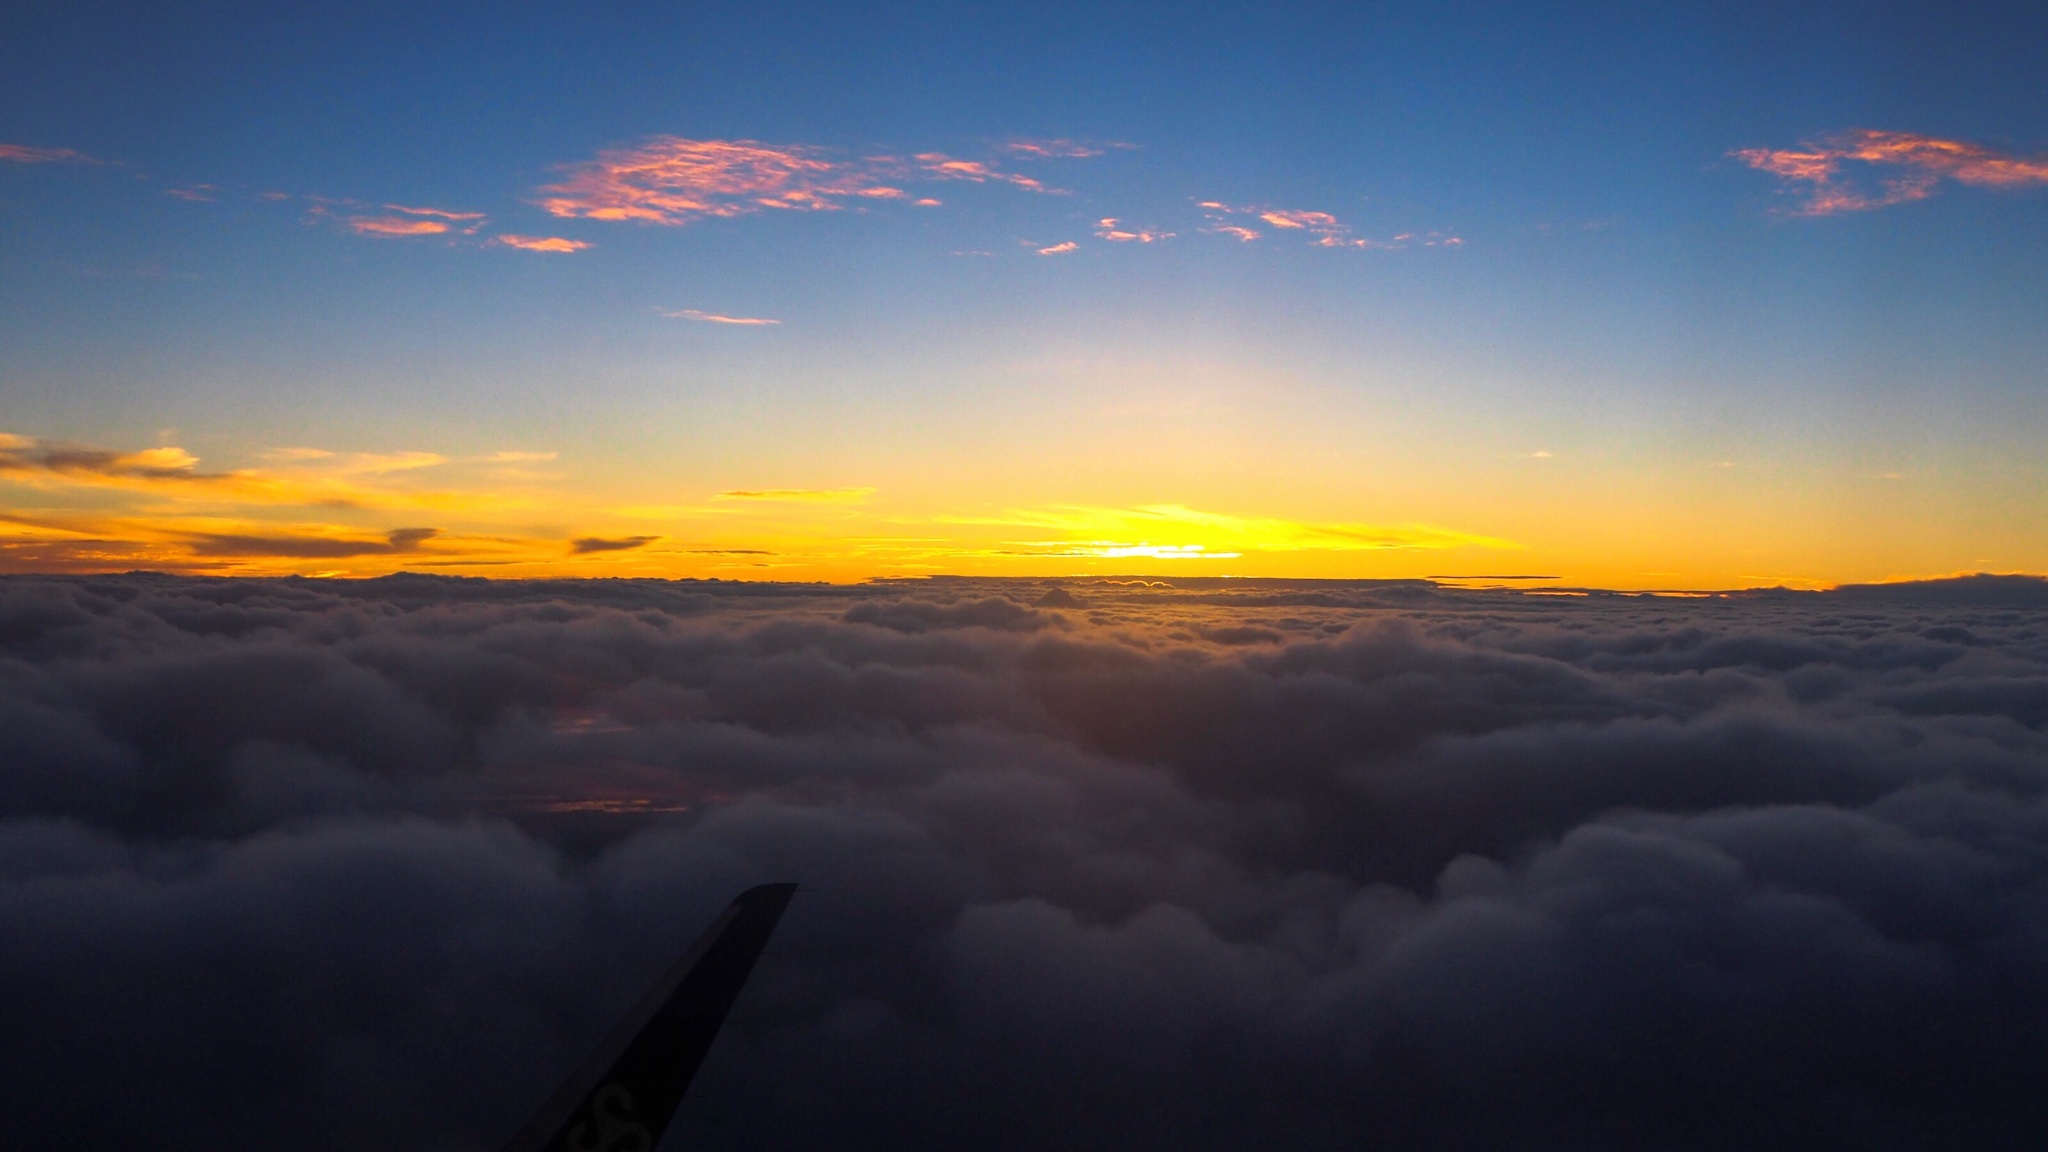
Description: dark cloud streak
568,535,659,554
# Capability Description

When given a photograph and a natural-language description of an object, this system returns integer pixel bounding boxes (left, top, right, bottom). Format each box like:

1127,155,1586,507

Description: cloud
0,432,544,574
258,448,448,475
2,437,214,483
913,154,1054,193
495,234,591,253
660,309,780,325
1734,129,2048,215
540,138,900,225
1096,218,1172,243
1199,202,1460,249
569,535,660,554
4,574,2048,1148
341,204,488,238
385,204,488,221
1263,209,1372,248
183,526,440,558
1036,241,1079,255
713,487,876,503
348,216,452,237
538,137,1071,226
0,142,100,164
166,185,219,202
1001,139,1117,159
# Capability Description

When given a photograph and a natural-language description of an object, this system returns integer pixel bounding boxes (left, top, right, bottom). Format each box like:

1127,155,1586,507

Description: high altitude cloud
495,234,590,253
1000,138,1126,159
1096,218,1172,242
660,309,780,325
1197,202,1462,249
0,142,100,164
4,573,2048,1150
346,204,487,238
538,137,1071,226
1734,129,2048,215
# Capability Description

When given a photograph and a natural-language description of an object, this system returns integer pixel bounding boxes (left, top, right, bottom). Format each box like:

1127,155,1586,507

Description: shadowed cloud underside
5,573,2048,1149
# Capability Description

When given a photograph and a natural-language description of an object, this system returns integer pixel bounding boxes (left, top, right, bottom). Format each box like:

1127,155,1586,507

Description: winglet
503,883,798,1152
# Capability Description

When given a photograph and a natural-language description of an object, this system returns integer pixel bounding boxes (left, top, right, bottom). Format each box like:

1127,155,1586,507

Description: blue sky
3,1,2046,584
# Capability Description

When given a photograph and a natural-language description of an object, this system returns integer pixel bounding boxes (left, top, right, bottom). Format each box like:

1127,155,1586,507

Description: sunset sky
4,1,2046,587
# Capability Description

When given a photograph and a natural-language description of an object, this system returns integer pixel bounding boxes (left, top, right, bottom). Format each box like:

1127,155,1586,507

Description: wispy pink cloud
385,204,487,220
1001,138,1112,159
1198,201,1459,250
1734,129,2048,215
348,217,452,237
542,138,900,225
0,143,100,165
538,137,1075,226
1095,218,1172,243
344,203,488,238
660,309,780,325
1256,209,1385,247
166,185,219,202
495,234,590,253
912,154,1053,193
1036,241,1079,255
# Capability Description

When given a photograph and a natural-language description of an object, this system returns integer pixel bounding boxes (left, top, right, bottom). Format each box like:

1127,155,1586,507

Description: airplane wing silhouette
503,883,797,1152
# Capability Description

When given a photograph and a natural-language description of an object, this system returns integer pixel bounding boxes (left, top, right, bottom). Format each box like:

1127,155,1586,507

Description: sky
3,0,2047,588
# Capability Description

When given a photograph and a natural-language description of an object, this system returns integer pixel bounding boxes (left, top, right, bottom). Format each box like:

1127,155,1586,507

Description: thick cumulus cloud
6,573,2048,1150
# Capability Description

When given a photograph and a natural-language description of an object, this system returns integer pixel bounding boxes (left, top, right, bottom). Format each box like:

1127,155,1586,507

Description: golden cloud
0,433,513,514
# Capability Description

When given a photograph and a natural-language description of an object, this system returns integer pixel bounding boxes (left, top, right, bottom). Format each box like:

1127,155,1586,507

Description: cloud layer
5,573,2048,1149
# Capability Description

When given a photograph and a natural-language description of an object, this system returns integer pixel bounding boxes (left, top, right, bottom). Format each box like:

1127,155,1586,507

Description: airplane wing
503,883,798,1152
